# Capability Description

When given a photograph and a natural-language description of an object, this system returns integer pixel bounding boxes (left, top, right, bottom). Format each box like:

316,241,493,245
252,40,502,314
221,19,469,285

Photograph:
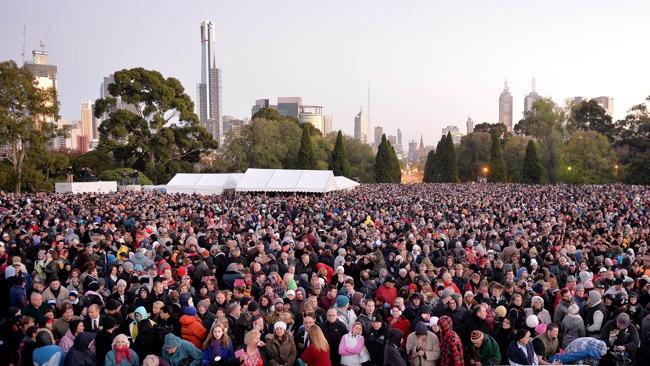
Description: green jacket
473,333,501,365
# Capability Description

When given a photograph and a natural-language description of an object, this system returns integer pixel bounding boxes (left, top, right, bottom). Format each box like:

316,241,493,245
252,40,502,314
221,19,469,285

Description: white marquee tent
334,176,360,191
236,169,341,193
166,173,243,194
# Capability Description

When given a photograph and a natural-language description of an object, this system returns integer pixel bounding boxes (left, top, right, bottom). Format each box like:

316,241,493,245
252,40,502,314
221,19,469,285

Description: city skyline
2,0,649,147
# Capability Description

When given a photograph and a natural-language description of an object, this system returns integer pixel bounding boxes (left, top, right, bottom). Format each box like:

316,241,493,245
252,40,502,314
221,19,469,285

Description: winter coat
33,345,65,366
437,316,463,366
322,320,347,366
302,343,332,366
64,332,97,366
561,313,585,348
338,333,368,366
365,325,387,366
202,339,234,366
162,333,203,366
469,333,500,366
383,329,406,366
599,319,640,354
507,341,536,365
387,316,411,346
58,329,76,353
42,286,70,307
265,333,297,366
180,315,208,349
104,348,140,366
405,330,441,366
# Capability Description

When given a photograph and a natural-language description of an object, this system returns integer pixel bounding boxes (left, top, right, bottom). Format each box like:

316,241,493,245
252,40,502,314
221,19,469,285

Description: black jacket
64,332,97,366
321,319,347,366
383,329,406,366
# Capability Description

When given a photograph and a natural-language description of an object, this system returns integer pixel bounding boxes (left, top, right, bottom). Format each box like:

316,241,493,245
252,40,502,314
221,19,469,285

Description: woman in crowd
301,324,332,366
105,334,140,366
202,323,235,366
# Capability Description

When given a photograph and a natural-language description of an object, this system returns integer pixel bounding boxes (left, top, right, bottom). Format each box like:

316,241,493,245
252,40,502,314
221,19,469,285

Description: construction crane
40,24,51,51
21,25,26,63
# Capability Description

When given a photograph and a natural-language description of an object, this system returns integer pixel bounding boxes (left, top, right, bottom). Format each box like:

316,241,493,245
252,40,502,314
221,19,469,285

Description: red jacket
375,285,398,306
387,315,411,346
301,344,332,366
180,315,207,349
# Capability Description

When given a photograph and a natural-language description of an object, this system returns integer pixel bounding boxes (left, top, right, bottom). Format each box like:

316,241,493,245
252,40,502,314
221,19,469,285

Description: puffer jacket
162,333,203,366
180,315,207,349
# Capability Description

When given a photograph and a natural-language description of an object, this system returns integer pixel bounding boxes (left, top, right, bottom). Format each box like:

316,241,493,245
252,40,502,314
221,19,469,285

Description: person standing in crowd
104,334,140,366
338,322,369,366
468,330,501,366
383,328,406,366
64,332,97,366
507,329,539,366
301,325,332,366
203,322,235,366
406,322,440,366
265,321,296,366
531,323,559,364
162,333,203,366
322,308,347,366
438,316,463,366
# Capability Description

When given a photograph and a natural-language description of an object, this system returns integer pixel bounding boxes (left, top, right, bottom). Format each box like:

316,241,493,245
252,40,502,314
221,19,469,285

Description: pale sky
2,0,649,147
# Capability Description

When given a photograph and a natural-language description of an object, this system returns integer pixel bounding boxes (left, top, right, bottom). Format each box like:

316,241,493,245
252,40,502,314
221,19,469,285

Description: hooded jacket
383,329,406,366
438,316,464,366
180,314,207,349
64,332,97,366
162,333,203,366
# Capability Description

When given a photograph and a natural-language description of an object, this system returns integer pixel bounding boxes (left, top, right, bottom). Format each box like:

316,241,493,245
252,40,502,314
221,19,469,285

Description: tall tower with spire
524,78,541,116
499,79,513,132
198,21,223,144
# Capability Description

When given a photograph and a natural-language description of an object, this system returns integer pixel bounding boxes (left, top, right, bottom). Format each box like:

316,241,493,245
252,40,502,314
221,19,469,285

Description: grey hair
111,333,130,348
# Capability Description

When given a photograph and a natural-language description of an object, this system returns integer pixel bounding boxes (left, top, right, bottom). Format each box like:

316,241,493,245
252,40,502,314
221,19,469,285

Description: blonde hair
307,325,329,352
244,329,261,347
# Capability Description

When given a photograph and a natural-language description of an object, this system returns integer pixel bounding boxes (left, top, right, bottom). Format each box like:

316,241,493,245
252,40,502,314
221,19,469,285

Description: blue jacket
10,284,26,308
33,345,65,366
104,349,140,366
202,340,234,366
163,333,203,366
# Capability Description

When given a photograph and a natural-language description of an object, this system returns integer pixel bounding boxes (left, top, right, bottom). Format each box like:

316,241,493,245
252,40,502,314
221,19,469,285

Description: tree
521,140,542,184
0,61,60,193
503,136,530,183
569,100,615,140
99,168,153,185
457,132,490,182
625,151,650,185
557,130,617,184
423,150,436,183
514,99,564,183
375,134,401,183
489,130,507,182
296,124,318,169
436,133,459,182
473,122,509,138
94,67,217,183
71,150,115,176
329,130,351,176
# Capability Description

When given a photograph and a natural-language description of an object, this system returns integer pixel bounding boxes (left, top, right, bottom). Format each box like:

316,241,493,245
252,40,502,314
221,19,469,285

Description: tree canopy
489,130,507,182
374,134,401,183
569,100,615,140
521,140,543,184
329,130,351,177
296,124,318,169
94,67,217,183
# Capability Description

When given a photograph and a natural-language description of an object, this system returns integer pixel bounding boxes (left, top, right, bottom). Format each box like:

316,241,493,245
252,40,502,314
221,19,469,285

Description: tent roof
236,169,338,193
166,173,244,194
334,176,360,190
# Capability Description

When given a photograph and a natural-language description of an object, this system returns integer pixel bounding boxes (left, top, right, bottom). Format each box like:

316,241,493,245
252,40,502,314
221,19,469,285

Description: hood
180,314,199,326
134,306,148,321
387,328,403,345
226,263,239,272
164,333,181,349
73,332,95,349
439,315,453,336
588,290,601,306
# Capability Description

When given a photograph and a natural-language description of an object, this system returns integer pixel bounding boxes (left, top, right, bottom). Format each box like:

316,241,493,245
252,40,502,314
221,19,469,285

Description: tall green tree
503,136,530,183
423,150,436,182
569,100,615,140
431,135,447,182
329,130,351,176
94,67,217,183
296,124,318,169
374,134,400,183
521,140,542,184
625,151,650,185
457,132,490,182
436,133,459,182
0,61,61,193
489,130,507,182
557,130,617,184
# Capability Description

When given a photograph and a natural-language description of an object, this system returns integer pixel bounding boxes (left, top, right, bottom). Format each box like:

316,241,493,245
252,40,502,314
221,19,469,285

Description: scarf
115,345,132,364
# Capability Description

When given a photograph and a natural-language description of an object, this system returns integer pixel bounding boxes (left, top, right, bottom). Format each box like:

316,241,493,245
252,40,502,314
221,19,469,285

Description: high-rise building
198,21,223,145
499,80,513,131
408,140,418,161
592,96,614,116
80,101,96,143
24,50,57,91
354,108,368,143
397,129,403,147
98,74,139,133
251,99,270,118
323,115,332,135
299,105,325,134
374,126,383,148
278,97,302,119
524,78,542,115
442,125,463,145
467,117,475,134
222,115,246,140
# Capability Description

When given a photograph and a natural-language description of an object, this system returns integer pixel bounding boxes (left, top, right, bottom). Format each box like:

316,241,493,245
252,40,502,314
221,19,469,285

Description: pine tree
296,125,318,169
521,140,543,184
375,134,400,183
489,130,507,182
446,133,459,182
329,130,351,177
432,136,446,182
423,150,436,183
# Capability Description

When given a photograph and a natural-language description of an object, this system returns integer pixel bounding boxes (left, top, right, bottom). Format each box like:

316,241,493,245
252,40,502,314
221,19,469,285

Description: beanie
525,314,539,328
471,330,483,342
336,295,350,308
495,305,507,318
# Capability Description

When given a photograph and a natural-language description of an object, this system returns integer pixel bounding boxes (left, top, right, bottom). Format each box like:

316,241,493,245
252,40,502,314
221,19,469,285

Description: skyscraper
198,21,223,145
397,129,402,147
466,117,474,134
299,105,325,134
25,50,57,129
524,78,542,115
354,108,368,143
251,99,270,118
592,96,614,116
499,80,513,131
80,101,96,141
374,126,383,148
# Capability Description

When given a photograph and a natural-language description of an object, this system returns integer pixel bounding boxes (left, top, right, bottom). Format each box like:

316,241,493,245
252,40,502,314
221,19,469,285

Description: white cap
274,321,287,331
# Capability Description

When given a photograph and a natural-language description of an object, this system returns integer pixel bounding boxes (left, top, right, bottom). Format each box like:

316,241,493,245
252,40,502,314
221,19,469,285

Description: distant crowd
0,183,649,366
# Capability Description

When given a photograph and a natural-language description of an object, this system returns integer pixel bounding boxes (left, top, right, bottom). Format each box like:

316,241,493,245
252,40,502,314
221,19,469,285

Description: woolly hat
531,296,544,305
525,314,539,328
470,330,483,342
535,323,547,335
532,282,544,295
336,295,350,308
568,303,580,315
414,322,428,336
588,290,601,305
274,321,287,331
617,313,631,328
183,306,197,316
247,301,259,312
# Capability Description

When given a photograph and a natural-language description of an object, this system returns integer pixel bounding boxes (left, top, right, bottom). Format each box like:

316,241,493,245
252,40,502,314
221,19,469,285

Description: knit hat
588,290,601,305
525,314,539,328
470,330,483,342
568,303,580,315
535,323,547,335
336,295,350,308
531,296,544,305
183,306,197,316
429,316,439,326
414,322,428,336
495,305,507,318
274,321,287,331
247,301,259,312
532,282,544,295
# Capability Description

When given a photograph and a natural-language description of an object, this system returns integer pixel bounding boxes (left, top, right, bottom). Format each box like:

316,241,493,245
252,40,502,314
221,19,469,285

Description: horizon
2,0,650,146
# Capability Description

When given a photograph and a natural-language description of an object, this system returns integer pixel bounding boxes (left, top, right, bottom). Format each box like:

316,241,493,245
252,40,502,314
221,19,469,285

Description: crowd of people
0,183,649,366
